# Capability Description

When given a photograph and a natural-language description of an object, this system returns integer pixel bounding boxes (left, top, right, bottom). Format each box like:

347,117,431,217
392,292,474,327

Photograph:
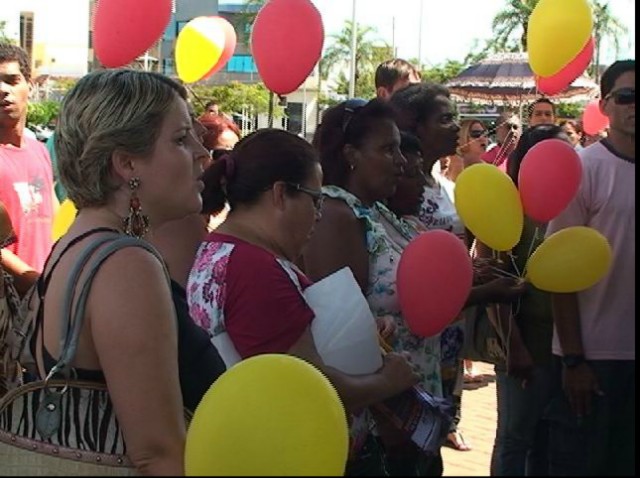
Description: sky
229,0,636,67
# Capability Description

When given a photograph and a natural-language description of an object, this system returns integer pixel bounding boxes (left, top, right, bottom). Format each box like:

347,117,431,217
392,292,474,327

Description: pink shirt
0,137,54,271
481,144,509,172
546,141,635,360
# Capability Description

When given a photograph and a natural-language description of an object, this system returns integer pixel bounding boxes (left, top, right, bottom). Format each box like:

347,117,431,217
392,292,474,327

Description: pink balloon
582,100,610,135
204,16,237,79
397,230,473,338
93,0,172,68
537,37,594,96
518,139,583,223
251,0,324,95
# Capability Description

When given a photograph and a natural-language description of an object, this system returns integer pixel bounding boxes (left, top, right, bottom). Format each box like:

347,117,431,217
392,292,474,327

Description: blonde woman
25,70,207,475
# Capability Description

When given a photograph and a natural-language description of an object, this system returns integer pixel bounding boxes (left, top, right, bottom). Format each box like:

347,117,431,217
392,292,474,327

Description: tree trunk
521,24,528,51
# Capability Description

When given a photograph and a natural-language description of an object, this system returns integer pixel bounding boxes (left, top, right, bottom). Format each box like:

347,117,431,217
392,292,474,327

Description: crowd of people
0,41,635,477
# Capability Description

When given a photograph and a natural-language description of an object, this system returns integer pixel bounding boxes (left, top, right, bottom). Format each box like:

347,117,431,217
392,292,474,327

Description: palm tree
323,21,390,96
591,1,629,80
491,0,540,52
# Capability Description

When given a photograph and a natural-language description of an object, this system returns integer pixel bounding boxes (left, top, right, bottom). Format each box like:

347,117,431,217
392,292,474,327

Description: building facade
0,0,90,77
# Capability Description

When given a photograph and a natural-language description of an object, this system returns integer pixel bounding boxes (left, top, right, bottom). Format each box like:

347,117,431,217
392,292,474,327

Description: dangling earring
349,163,356,171
123,177,150,238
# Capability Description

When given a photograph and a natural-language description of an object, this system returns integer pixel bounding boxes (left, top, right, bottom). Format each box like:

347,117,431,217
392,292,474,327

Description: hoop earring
123,177,150,238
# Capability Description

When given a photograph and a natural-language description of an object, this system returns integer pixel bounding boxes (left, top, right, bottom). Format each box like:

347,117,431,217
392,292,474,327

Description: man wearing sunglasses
481,111,521,168
546,59,635,476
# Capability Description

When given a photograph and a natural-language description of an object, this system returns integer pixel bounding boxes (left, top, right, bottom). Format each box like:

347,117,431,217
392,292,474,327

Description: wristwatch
562,354,586,369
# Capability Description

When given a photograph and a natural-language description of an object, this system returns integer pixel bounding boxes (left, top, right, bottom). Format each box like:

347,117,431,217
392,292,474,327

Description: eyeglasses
342,98,369,133
287,183,325,212
606,87,635,106
469,130,487,139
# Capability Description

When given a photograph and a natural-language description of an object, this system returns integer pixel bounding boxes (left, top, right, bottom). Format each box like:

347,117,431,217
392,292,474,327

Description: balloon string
508,252,522,278
185,84,207,111
521,226,541,278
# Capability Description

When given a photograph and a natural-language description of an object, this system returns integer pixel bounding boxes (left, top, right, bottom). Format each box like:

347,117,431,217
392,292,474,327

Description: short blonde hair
55,69,187,208
457,119,485,155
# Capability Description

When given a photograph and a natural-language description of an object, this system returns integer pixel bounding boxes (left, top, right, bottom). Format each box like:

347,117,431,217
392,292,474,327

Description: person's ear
271,181,288,212
110,150,137,187
342,144,360,171
376,86,391,101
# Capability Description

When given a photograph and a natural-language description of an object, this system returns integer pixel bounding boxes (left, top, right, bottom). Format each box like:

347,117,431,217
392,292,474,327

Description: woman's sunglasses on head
342,98,369,133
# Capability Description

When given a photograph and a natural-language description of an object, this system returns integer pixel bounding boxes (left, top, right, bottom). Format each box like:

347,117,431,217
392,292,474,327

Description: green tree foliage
556,102,585,119
27,101,60,127
188,81,281,117
0,21,14,44
491,0,540,52
421,60,466,84
323,21,392,98
591,1,628,78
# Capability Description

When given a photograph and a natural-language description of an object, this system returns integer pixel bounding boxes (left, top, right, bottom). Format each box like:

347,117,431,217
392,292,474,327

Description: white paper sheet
305,267,383,374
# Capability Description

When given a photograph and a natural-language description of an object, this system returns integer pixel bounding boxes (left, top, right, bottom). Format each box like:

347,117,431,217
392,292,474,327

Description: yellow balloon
455,163,524,252
527,0,593,77
52,199,77,241
185,354,349,476
526,226,612,293
176,17,226,84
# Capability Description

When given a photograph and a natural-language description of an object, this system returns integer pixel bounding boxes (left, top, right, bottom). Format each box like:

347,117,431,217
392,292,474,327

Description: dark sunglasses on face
287,183,325,212
469,130,487,139
342,98,369,133
606,87,635,106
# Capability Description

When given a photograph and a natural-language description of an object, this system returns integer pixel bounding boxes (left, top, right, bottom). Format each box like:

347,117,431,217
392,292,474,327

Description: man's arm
0,249,39,295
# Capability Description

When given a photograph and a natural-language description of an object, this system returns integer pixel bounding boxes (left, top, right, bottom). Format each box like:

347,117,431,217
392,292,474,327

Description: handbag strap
49,235,167,381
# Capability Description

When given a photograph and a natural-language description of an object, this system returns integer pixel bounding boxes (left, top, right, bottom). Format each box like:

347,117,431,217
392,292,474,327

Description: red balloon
537,37,594,96
518,139,583,223
251,0,324,95
397,230,473,338
94,0,172,68
204,16,237,78
582,100,610,135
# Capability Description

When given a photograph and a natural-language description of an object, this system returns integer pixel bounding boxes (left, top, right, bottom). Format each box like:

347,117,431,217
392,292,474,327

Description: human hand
376,315,396,341
482,276,528,303
379,352,420,395
562,363,604,418
472,257,507,285
506,340,535,385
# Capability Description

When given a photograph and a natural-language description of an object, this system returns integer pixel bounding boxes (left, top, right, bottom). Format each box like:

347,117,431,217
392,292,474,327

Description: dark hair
389,81,451,133
0,43,31,81
507,124,564,187
559,119,583,134
312,98,397,187
201,129,319,214
600,59,635,98
204,100,218,110
375,59,421,89
528,97,556,119
198,113,241,150
400,131,422,156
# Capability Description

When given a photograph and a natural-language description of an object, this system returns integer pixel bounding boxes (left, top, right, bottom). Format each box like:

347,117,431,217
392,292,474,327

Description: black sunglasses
606,87,635,106
286,183,325,212
342,98,369,133
469,130,488,139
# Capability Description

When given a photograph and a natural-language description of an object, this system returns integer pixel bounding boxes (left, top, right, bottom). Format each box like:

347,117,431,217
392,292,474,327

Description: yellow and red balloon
176,16,237,84
527,0,593,78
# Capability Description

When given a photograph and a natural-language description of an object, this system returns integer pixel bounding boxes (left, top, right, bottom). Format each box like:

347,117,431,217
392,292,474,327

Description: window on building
19,12,34,60
226,55,258,74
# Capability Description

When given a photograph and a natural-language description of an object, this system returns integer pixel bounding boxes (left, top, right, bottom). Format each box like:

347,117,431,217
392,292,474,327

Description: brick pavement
442,362,498,477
